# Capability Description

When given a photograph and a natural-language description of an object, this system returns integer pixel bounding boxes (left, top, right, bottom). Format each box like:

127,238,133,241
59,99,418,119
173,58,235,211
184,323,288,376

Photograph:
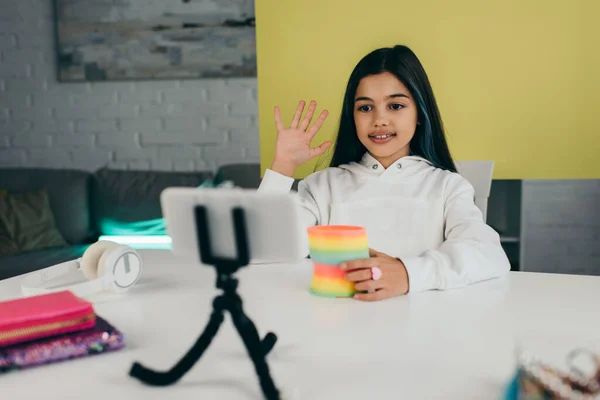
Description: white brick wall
0,0,259,172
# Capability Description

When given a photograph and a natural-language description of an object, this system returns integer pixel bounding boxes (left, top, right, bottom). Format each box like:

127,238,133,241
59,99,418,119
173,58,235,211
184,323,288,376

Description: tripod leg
129,299,225,386
262,332,277,355
229,302,280,400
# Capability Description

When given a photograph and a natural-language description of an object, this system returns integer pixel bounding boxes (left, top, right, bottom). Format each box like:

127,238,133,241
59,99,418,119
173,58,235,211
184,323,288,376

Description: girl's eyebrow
355,93,410,102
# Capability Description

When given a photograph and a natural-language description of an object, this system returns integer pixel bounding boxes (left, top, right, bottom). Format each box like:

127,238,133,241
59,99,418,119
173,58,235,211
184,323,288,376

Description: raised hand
270,100,331,176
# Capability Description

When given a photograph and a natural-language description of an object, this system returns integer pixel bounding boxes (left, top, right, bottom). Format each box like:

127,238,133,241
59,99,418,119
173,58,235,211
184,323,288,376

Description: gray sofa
0,162,301,281
214,163,300,191
0,167,214,280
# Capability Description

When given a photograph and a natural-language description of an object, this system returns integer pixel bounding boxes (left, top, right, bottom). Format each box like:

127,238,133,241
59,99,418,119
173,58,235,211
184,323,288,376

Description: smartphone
160,187,307,265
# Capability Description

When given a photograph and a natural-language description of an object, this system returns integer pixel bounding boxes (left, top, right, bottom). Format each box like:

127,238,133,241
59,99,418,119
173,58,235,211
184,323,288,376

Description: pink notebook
0,291,96,347
0,316,125,373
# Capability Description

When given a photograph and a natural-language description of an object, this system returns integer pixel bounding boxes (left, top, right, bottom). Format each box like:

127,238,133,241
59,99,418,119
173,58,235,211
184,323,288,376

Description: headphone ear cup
96,244,135,279
97,245,117,279
80,241,120,280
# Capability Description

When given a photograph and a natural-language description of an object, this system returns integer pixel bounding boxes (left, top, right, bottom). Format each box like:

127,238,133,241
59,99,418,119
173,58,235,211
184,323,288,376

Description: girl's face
353,72,419,168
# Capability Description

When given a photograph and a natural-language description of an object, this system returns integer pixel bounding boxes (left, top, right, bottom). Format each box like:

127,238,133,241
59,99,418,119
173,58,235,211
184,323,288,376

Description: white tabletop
1,249,600,399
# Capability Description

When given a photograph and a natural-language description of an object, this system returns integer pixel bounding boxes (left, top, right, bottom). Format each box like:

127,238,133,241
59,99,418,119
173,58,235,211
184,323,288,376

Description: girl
258,44,511,301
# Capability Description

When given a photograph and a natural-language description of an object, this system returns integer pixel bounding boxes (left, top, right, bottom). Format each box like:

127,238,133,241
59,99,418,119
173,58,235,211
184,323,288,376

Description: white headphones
21,240,143,298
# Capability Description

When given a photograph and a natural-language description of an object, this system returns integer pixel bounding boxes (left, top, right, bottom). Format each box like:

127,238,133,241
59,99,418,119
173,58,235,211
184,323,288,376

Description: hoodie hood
338,152,436,180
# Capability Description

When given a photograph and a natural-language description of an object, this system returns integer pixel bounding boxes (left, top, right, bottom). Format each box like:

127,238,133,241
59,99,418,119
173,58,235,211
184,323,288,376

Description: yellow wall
255,0,599,179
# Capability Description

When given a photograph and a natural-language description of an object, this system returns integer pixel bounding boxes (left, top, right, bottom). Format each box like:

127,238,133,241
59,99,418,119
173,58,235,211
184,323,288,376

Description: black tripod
129,205,281,400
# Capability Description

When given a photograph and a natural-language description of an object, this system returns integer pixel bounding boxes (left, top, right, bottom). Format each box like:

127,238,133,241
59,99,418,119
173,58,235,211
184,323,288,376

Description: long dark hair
326,45,456,172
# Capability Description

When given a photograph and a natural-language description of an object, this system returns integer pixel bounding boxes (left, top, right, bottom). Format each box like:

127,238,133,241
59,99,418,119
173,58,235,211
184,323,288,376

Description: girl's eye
357,105,372,112
390,103,404,110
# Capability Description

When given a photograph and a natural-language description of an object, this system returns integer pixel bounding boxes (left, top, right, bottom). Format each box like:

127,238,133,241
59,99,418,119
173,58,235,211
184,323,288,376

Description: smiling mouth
369,133,396,139
368,133,397,143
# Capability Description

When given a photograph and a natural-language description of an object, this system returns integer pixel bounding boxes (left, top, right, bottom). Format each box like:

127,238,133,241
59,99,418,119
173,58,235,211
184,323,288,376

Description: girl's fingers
354,279,385,292
340,256,376,271
344,268,372,282
307,109,329,138
274,106,284,131
299,101,317,131
354,288,388,302
290,101,306,128
308,141,331,159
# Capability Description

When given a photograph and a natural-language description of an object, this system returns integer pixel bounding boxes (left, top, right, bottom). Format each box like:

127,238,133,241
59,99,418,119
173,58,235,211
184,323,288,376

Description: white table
1,249,600,399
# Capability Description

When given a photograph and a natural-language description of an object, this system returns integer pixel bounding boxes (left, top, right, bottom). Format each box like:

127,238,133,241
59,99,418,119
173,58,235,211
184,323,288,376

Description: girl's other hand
340,248,410,301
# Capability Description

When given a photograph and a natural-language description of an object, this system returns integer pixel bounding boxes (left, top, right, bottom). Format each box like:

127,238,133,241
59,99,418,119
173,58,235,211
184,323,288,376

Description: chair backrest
454,160,494,221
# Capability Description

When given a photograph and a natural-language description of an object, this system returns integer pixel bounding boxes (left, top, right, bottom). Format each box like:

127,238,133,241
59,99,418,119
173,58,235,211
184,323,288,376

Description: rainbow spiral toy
307,225,369,297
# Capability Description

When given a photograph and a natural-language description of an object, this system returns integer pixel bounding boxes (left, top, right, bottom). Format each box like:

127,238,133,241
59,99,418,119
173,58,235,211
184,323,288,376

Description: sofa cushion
91,168,213,235
0,245,89,281
0,189,69,256
0,168,93,245
214,163,261,189
214,163,303,192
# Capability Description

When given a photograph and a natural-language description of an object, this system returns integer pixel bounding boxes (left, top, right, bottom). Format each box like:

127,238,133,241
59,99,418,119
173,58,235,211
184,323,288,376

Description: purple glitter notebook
0,316,125,373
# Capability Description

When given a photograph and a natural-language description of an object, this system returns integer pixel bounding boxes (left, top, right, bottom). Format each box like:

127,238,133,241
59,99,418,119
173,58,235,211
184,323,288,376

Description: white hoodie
258,152,511,293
